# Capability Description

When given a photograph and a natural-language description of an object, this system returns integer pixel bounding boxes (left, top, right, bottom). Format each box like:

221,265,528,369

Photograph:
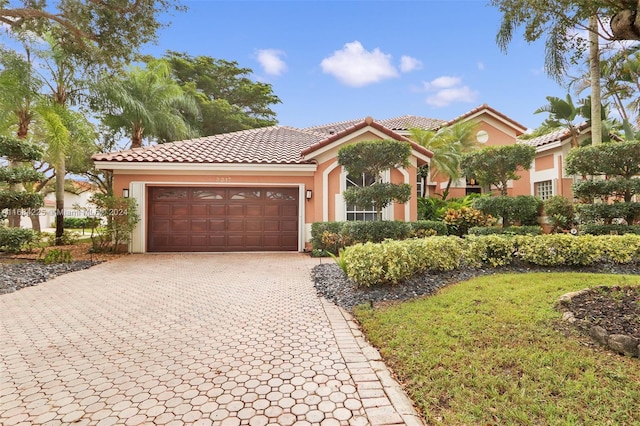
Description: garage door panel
148,186,299,252
170,219,189,232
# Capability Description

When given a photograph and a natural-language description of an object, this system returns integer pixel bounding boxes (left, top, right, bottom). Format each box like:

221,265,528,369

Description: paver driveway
1,253,422,425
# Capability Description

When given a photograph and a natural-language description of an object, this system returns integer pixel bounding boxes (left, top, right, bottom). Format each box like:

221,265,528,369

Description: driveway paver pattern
1,253,422,425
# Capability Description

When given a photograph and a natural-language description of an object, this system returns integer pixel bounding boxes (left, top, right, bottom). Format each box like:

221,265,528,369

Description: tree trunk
29,214,41,232
54,158,65,245
589,15,603,145
131,124,144,149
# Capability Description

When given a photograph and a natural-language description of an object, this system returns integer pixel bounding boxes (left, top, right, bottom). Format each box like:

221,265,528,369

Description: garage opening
148,187,299,252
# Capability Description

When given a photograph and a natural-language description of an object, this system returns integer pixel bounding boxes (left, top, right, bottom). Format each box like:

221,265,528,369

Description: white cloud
320,41,398,87
400,55,422,73
423,76,461,90
426,86,478,107
256,49,287,76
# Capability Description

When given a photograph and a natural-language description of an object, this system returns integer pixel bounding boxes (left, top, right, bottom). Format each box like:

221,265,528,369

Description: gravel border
312,261,640,311
0,260,100,294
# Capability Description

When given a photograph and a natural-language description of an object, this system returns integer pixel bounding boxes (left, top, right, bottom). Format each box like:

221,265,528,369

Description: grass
354,273,640,425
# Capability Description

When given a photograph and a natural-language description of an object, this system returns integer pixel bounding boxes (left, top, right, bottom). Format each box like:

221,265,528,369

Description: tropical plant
534,94,589,148
409,120,478,200
96,59,199,149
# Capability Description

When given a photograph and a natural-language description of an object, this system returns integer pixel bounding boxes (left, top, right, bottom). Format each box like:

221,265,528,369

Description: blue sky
156,1,572,130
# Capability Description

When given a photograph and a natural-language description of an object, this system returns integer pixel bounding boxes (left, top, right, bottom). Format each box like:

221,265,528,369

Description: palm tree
410,120,479,200
97,59,199,149
534,94,588,148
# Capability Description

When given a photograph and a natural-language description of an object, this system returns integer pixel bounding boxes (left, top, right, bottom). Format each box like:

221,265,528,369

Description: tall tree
534,94,587,148
409,120,478,200
96,59,199,149
0,0,183,66
165,51,281,135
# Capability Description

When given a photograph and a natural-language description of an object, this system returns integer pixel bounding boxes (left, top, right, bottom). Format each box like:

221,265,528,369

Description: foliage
0,136,45,212
409,221,448,238
96,59,199,148
0,0,184,67
514,234,602,266
60,217,101,229
461,144,536,195
566,141,640,182
543,195,576,232
165,51,281,135
409,121,479,199
580,224,640,236
310,220,447,253
89,195,139,252
473,195,542,226
328,249,348,274
354,273,640,425
443,207,494,236
0,191,44,211
342,237,463,287
534,94,590,147
0,167,45,185
468,225,542,236
0,227,36,253
338,139,413,221
0,136,43,162
417,194,482,221
41,248,72,264
462,234,516,267
576,202,640,225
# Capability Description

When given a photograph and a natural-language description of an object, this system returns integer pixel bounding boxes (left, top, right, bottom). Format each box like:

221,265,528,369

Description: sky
139,0,573,131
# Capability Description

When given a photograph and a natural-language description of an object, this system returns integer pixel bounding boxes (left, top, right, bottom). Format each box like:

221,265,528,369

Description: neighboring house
93,104,541,253
20,180,98,230
518,123,593,201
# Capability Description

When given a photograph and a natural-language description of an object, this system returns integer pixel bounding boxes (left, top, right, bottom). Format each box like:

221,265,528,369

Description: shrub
0,227,36,253
543,196,575,232
409,220,448,237
444,207,494,236
89,195,139,253
468,226,542,236
311,222,343,252
515,234,602,266
579,224,640,235
576,202,640,224
42,248,72,264
597,235,640,263
473,195,542,226
463,235,516,267
61,217,101,229
342,237,463,287
341,220,411,244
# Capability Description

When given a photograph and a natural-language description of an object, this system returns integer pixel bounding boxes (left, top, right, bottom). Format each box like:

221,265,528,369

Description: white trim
131,181,306,253
398,168,410,221
322,161,340,221
94,161,317,173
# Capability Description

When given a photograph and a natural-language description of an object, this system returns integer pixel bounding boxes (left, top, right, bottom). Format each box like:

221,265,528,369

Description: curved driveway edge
1,253,423,425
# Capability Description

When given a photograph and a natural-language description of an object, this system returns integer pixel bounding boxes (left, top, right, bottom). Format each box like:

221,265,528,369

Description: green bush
0,227,36,253
61,217,101,229
342,237,463,287
341,220,411,244
597,235,640,263
576,202,640,224
444,207,494,236
311,222,344,253
473,195,542,226
463,235,516,267
468,226,542,236
42,248,72,264
579,224,640,235
409,220,448,237
543,196,575,232
515,234,602,266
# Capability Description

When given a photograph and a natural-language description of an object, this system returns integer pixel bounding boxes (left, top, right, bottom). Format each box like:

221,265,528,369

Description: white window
346,172,378,221
536,180,553,200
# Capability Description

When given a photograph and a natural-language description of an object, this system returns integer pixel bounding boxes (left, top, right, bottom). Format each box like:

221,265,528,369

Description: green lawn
354,273,640,425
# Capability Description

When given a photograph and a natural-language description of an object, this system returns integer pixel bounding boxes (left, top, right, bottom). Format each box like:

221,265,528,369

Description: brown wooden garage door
148,187,299,252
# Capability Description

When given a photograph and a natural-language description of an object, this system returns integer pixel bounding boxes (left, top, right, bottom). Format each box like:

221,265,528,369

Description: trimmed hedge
468,225,542,236
473,195,542,226
577,202,640,223
310,220,447,253
579,224,640,235
339,234,640,287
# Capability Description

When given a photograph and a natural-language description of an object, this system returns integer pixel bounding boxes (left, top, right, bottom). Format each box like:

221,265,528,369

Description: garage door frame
127,182,307,253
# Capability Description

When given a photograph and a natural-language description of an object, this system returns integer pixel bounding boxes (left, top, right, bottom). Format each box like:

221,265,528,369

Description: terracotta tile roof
518,123,589,148
92,126,325,164
446,104,528,134
301,116,432,158
305,115,445,135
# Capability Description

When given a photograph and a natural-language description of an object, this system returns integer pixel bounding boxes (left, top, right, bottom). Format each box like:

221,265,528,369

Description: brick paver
1,253,423,425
